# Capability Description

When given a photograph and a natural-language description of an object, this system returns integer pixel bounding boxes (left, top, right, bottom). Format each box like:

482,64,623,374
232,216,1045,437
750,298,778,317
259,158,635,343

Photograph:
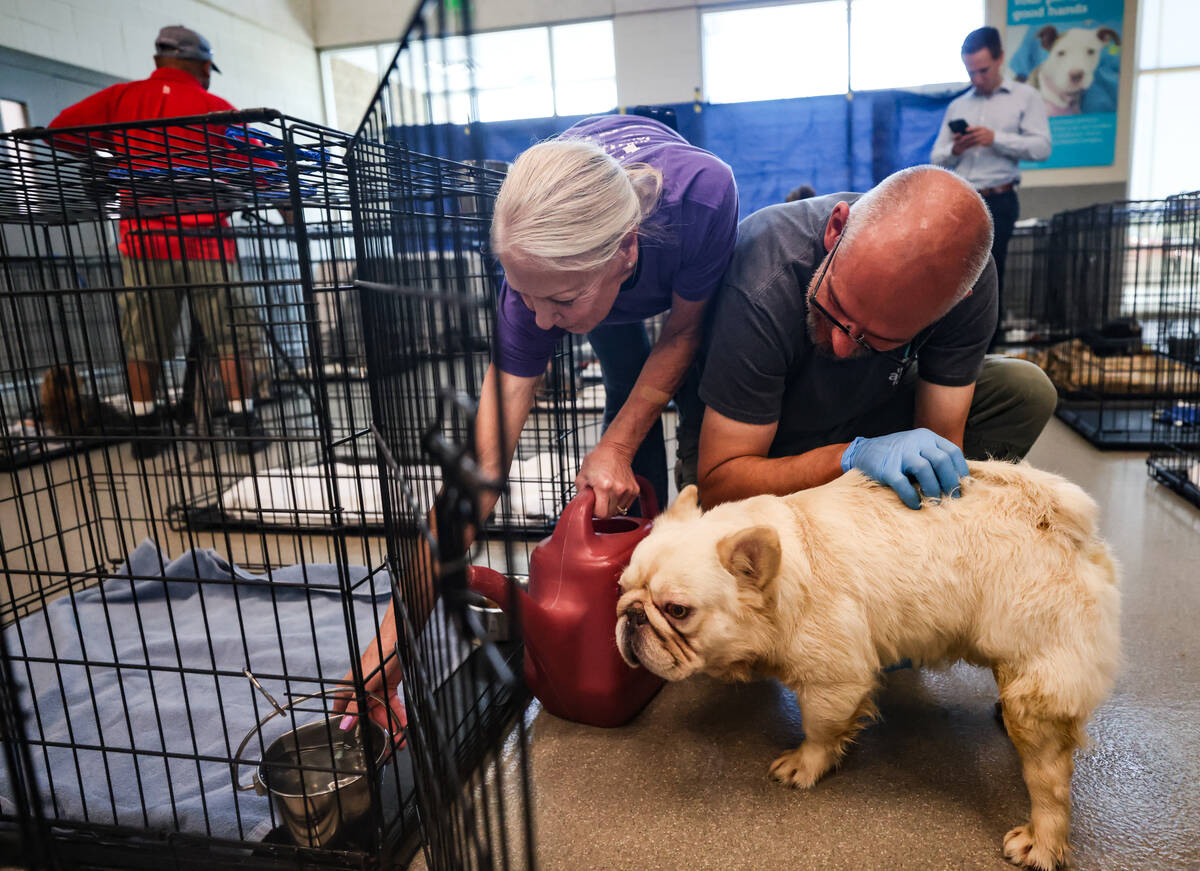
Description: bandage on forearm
636,385,671,406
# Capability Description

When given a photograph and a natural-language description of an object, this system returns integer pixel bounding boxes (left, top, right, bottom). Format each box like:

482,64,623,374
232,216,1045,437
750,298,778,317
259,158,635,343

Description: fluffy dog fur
616,461,1120,870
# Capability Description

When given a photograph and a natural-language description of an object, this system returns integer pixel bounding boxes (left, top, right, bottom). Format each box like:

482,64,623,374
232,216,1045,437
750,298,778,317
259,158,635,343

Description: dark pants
586,321,703,512
982,189,1020,348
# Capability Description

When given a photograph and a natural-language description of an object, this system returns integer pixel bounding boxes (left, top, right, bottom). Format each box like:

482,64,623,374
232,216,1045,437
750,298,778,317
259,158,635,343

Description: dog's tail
966,460,1104,554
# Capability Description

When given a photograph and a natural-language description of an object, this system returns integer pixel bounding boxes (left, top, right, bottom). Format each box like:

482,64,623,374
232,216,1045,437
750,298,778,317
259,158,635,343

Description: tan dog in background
616,461,1120,870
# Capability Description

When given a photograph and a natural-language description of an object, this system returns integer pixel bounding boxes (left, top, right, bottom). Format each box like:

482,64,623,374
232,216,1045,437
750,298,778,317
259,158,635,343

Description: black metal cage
0,1,566,869
349,1,555,866
0,108,428,869
1010,198,1200,448
994,218,1065,348
1147,191,1200,507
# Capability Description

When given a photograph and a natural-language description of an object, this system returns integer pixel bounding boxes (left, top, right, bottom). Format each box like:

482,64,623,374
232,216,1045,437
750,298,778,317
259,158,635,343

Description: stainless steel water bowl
254,716,389,848
467,573,529,643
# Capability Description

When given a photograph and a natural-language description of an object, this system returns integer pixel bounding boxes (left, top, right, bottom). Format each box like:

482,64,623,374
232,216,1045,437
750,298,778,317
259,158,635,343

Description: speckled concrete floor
414,418,1200,871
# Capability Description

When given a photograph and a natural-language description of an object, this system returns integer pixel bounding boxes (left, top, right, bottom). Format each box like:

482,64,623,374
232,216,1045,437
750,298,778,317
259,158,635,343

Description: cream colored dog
616,461,1120,870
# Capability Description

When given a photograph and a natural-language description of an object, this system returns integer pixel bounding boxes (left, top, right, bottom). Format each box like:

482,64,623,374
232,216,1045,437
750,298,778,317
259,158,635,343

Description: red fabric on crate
47,68,271,261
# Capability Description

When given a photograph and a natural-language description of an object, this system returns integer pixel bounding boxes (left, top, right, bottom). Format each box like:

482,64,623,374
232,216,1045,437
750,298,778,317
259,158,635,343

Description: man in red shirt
48,26,266,456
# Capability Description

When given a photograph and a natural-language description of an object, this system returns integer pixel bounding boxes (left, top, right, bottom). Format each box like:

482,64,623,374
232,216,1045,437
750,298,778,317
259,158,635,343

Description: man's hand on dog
840,428,970,509
951,125,996,154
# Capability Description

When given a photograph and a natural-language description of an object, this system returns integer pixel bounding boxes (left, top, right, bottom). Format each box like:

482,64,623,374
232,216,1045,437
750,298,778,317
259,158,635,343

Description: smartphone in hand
948,118,969,135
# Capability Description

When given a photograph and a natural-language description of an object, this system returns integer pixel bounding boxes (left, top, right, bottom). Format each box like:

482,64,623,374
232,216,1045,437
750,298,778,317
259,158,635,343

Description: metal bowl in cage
234,686,398,848
467,573,529,643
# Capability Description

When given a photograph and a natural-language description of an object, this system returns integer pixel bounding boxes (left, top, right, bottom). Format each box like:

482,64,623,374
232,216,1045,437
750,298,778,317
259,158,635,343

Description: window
703,2,849,103
319,21,616,131
702,0,983,104
1,98,29,133
1,99,35,219
850,0,985,91
1131,0,1200,199
552,21,618,117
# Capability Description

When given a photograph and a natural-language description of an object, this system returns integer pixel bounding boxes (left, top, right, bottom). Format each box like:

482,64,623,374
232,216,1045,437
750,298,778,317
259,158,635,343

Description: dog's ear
1096,27,1120,46
717,525,781,590
665,484,702,522
1037,25,1059,50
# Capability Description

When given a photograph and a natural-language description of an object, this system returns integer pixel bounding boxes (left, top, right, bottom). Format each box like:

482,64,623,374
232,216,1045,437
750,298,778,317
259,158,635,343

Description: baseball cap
155,25,221,73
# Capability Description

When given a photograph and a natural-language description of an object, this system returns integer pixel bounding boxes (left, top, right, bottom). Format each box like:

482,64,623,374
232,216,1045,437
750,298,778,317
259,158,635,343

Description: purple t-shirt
494,115,739,377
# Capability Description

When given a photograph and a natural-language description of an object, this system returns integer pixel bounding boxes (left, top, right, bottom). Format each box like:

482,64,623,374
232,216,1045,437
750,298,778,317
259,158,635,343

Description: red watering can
468,476,664,727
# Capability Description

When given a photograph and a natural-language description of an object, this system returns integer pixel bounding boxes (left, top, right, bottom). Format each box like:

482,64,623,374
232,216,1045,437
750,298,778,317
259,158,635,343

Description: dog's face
615,486,783,682
1036,26,1119,96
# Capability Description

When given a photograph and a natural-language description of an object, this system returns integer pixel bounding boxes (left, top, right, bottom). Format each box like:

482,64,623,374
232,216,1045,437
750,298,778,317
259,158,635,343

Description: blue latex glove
840,428,970,510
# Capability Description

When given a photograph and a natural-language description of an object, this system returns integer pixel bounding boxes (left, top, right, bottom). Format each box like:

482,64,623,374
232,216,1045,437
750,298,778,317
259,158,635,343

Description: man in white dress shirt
932,26,1051,347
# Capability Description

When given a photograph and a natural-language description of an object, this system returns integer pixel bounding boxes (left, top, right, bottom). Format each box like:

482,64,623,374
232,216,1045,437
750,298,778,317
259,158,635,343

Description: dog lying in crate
40,365,134,436
616,461,1120,870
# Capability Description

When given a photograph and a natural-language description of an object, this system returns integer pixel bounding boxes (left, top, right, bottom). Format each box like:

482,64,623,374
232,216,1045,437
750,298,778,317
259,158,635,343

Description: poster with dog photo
1006,0,1123,168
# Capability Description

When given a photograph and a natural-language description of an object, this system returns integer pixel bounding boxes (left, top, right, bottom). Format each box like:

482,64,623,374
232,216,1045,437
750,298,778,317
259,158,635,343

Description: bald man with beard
694,165,1057,510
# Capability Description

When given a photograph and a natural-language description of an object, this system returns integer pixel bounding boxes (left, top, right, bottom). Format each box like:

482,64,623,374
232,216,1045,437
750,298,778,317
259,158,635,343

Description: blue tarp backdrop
395,87,967,220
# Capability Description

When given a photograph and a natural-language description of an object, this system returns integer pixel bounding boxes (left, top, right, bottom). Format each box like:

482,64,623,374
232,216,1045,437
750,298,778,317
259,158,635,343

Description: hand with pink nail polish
332,608,407,745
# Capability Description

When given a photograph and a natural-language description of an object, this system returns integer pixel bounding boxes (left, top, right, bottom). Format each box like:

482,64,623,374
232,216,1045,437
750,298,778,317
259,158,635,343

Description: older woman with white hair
481,114,738,518
333,115,737,733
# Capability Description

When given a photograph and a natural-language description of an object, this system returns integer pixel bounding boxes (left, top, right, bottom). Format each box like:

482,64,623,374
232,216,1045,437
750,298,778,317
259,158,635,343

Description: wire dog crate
0,0,585,865
1018,198,1200,448
1147,192,1200,507
0,107,501,868
347,0,559,863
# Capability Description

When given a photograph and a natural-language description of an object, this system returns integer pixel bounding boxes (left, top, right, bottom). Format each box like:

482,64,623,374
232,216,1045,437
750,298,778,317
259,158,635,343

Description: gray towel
0,539,467,842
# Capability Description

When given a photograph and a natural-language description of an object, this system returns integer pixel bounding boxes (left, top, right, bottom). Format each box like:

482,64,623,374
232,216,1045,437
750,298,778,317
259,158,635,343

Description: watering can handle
561,474,658,550
632,474,659,521
230,687,400,793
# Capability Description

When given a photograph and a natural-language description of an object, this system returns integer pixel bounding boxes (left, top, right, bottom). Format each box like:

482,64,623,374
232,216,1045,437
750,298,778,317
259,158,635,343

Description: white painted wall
614,7,701,107
311,0,412,49
0,0,325,121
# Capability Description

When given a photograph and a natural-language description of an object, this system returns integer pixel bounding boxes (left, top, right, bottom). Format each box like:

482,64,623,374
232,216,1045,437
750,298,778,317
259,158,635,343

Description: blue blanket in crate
0,539,466,842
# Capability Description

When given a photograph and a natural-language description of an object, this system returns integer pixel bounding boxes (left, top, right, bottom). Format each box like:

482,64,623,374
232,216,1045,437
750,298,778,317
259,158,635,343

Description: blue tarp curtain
393,86,967,220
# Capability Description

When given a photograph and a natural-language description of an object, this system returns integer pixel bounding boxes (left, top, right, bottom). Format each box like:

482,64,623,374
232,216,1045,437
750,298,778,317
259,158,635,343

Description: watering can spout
467,565,550,638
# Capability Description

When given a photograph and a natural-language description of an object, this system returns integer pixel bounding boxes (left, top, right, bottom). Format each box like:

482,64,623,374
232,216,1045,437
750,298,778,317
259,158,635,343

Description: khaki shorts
119,257,264,365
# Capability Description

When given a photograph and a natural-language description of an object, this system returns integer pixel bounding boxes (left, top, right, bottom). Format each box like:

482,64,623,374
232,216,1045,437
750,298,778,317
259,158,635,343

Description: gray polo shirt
698,193,997,458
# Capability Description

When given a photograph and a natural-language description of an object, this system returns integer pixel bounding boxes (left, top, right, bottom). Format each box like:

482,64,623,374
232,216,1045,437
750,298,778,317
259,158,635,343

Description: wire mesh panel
1026,199,1200,447
1147,191,1200,507
0,111,429,869
995,219,1064,347
351,2,546,868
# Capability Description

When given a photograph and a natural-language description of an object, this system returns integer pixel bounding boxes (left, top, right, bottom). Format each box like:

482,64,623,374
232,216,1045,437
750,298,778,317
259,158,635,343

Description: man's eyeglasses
808,234,915,385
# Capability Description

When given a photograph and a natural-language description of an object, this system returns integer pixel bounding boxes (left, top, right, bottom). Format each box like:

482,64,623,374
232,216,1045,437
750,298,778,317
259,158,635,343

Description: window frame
1130,0,1200,199
1,97,30,133
317,18,617,130
700,0,851,104
700,0,985,104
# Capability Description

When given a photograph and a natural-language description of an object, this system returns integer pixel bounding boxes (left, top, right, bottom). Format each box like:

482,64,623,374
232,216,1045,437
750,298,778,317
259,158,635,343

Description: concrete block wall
0,0,325,122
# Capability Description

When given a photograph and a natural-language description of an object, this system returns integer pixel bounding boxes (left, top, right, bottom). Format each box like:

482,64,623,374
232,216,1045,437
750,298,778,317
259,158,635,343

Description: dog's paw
768,745,830,789
1003,824,1066,870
